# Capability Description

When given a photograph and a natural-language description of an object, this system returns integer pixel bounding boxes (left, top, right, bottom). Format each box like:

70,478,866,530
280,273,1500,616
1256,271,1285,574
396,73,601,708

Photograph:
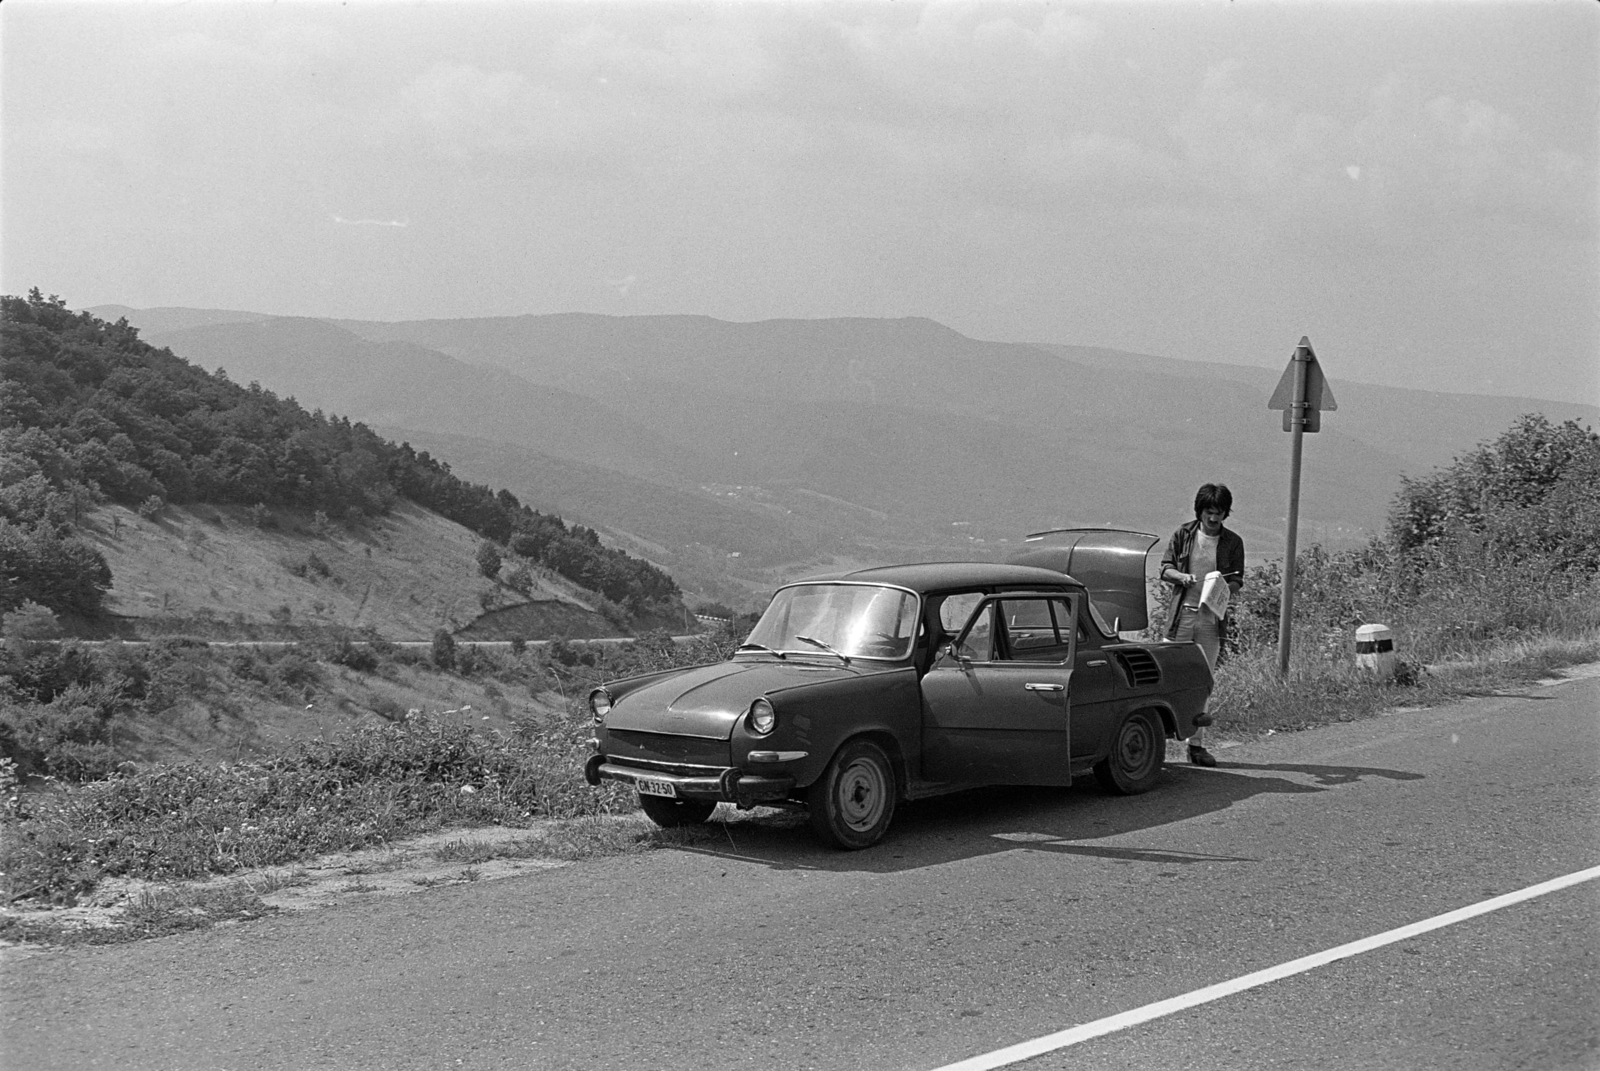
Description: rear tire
638,794,717,828
808,739,897,849
1094,709,1165,795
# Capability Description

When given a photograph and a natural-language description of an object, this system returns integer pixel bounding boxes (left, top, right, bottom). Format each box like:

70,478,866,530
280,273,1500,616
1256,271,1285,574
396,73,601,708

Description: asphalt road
4,673,1596,1071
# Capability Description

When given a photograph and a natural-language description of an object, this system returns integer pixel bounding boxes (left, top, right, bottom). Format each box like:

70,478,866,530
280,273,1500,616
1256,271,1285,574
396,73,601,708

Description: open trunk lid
1007,528,1160,632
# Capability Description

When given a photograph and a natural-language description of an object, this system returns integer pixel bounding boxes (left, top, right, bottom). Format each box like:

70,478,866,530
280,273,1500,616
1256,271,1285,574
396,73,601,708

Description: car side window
954,602,995,661
994,597,1074,663
938,592,985,634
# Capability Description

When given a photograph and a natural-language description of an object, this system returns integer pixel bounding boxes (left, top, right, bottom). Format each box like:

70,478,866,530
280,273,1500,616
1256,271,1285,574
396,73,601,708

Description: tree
3,599,61,659
506,563,534,596
475,539,503,580
430,628,457,670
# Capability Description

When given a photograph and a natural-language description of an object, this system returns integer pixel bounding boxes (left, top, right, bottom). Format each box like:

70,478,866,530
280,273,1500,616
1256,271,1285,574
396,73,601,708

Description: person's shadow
665,757,1425,875
1214,760,1424,787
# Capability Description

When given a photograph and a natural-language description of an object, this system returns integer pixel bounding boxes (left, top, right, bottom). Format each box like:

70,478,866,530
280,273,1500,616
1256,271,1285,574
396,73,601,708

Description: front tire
638,794,717,828
1094,709,1165,795
808,739,897,849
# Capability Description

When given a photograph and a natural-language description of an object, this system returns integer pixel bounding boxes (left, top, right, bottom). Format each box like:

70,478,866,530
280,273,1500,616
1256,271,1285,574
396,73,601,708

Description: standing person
1160,483,1245,767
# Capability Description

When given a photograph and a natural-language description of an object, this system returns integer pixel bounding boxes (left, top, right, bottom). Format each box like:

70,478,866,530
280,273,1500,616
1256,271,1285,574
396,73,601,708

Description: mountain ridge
96,304,1598,607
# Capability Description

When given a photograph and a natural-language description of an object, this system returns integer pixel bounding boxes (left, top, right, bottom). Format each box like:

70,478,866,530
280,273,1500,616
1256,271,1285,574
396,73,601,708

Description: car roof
797,561,1087,594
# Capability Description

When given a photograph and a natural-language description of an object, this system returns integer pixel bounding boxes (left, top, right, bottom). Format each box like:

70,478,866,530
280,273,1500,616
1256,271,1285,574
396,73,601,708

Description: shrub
0,712,559,905
3,600,61,649
0,682,125,781
476,539,502,580
0,521,113,617
320,632,378,673
430,629,456,671
506,564,533,596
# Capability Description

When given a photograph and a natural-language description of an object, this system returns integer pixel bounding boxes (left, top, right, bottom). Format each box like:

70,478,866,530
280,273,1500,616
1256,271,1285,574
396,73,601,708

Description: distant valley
95,305,1599,607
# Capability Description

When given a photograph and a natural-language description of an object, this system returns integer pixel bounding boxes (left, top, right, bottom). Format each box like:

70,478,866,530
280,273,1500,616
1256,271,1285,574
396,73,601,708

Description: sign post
1266,337,1336,676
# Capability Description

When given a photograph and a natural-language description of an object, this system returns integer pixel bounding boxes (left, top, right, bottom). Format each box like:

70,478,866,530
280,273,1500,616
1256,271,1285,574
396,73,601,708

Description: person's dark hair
1193,483,1233,518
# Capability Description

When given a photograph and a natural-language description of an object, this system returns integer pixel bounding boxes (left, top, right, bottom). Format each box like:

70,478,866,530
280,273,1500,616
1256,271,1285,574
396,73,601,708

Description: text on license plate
637,777,677,798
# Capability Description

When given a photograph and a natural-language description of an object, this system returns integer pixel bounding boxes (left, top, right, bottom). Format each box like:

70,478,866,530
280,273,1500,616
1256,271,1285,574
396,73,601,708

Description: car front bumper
585,754,796,809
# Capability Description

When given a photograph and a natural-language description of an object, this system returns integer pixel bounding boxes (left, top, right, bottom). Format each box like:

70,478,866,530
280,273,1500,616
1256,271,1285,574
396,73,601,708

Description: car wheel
808,738,897,849
637,794,717,828
1094,709,1165,795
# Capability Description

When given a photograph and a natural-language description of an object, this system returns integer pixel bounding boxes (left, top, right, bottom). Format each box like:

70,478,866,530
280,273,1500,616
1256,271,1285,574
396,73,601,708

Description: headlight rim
747,697,776,736
589,688,612,722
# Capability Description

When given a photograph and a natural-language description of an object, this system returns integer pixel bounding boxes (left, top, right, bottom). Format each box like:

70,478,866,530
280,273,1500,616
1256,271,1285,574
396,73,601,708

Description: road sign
1267,335,1337,676
1267,337,1337,432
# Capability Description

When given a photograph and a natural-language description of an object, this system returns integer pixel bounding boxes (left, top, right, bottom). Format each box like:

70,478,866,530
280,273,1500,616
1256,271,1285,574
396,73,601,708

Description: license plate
637,777,677,798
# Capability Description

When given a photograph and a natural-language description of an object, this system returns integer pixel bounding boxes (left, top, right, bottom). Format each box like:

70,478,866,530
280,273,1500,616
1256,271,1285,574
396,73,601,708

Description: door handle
1024,682,1066,692
1086,659,1108,667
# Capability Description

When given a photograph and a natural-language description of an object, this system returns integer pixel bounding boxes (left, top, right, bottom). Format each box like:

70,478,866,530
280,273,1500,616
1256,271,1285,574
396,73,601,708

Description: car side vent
1115,649,1162,687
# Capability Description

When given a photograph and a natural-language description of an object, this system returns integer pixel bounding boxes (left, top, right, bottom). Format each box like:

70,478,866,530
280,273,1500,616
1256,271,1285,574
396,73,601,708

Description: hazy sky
3,1,1596,402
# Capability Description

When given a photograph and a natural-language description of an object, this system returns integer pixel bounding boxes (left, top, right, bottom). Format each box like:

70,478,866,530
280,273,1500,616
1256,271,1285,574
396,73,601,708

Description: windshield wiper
736,643,786,659
796,635,850,664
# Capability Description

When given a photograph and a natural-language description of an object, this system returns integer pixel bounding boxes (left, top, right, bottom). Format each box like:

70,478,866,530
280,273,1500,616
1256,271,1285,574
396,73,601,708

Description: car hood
1008,528,1160,632
605,658,857,739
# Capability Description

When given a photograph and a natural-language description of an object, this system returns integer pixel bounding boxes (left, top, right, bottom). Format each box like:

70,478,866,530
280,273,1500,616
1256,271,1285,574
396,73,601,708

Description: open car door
1007,528,1160,633
921,593,1077,787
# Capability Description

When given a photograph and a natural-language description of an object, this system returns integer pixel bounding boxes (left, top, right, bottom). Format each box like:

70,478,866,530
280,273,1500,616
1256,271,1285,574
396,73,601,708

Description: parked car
583,533,1212,849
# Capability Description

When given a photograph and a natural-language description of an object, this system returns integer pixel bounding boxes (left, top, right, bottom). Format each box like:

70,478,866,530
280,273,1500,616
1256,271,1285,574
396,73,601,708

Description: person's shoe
1188,745,1218,768
1192,711,1214,727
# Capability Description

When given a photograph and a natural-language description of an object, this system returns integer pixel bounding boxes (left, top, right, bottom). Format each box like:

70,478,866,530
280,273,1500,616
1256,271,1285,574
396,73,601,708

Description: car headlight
747,698,776,735
589,688,612,722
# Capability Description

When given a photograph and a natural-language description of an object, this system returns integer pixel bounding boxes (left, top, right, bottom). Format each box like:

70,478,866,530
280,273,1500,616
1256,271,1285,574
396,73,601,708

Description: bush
506,565,534,596
0,682,126,781
321,633,378,673
0,521,113,617
1224,414,1600,672
3,600,61,649
430,629,456,671
0,711,572,905
476,540,503,580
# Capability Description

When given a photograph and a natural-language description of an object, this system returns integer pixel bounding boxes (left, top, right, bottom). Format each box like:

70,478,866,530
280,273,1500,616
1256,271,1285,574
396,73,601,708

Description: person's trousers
1170,604,1219,745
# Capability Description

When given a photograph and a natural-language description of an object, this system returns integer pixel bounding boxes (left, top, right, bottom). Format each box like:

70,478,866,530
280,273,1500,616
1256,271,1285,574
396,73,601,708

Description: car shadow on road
676,758,1425,875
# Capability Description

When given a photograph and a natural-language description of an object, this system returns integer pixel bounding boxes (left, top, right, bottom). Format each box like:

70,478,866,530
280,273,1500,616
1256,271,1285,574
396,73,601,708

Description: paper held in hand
1199,571,1231,619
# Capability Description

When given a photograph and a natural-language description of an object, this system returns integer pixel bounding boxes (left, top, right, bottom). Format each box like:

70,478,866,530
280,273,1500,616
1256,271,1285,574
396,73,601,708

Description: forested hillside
0,292,683,629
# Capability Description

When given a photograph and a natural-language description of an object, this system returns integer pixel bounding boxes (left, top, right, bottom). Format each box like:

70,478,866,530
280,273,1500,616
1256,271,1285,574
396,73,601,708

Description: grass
1209,628,1600,738
0,880,274,947
0,709,634,906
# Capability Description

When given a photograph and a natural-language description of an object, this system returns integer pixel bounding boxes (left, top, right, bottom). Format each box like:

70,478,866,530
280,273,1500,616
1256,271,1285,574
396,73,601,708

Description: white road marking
932,864,1600,1071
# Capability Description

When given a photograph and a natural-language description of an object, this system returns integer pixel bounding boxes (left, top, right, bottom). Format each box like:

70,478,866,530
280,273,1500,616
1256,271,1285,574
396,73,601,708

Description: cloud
551,16,780,100
1164,66,1594,247
394,63,591,160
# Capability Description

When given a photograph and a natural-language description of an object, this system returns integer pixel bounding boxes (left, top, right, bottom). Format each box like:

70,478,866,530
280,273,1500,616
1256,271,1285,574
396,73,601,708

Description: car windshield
743,583,919,661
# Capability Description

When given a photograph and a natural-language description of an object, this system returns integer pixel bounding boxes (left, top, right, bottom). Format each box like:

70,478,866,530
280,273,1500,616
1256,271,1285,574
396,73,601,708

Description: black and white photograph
2,1,1596,1068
